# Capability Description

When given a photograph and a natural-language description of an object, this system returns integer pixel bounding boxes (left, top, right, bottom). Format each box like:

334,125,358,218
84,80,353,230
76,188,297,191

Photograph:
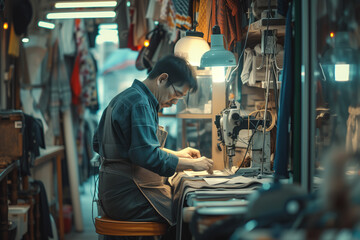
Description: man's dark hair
148,55,198,93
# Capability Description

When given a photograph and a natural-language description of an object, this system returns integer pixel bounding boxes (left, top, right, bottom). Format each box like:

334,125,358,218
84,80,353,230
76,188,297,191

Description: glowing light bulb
212,67,225,83
3,22,8,30
144,39,150,47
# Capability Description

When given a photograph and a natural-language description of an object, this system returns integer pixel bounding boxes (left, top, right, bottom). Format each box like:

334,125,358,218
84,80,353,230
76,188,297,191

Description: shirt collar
132,79,160,111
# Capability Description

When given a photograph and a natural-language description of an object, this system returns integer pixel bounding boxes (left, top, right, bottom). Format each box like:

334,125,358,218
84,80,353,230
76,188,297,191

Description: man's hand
176,156,213,173
191,156,213,172
176,147,201,159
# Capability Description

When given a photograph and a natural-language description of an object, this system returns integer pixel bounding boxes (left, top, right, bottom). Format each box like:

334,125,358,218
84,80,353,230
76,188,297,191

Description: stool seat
95,216,168,236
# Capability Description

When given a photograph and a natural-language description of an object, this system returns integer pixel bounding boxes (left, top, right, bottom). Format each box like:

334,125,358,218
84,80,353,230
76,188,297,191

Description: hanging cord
225,15,252,85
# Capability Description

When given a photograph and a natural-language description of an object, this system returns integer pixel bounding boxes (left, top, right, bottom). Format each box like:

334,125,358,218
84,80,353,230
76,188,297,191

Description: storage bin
8,204,30,240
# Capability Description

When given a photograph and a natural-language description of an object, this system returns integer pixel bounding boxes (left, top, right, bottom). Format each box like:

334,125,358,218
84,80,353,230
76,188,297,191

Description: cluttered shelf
245,18,286,47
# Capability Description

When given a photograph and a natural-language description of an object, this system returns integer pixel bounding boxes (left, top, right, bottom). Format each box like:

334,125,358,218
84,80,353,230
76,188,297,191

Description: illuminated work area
0,1,360,240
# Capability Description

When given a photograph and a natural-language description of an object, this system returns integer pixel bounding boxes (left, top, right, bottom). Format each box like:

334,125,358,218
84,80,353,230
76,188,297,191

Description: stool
95,216,168,237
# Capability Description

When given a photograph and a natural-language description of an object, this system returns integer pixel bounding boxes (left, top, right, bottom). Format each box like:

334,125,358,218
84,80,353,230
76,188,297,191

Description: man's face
158,76,189,109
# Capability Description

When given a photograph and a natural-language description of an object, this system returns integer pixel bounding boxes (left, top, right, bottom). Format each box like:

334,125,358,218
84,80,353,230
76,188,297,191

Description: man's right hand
191,156,213,172
176,156,213,173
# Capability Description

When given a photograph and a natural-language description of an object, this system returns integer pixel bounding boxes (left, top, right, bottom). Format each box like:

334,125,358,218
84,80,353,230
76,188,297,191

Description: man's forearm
175,158,194,172
162,148,177,155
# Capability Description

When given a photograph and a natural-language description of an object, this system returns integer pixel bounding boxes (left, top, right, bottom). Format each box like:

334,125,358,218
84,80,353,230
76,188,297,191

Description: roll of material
63,109,84,231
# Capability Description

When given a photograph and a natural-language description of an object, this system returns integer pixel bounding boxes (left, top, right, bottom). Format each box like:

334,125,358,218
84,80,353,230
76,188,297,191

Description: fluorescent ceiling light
99,23,117,30
55,1,117,8
98,29,118,35
46,11,116,19
38,21,55,29
335,64,350,82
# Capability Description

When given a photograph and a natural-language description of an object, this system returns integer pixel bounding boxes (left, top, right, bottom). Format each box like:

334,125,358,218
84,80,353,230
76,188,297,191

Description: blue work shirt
93,79,179,177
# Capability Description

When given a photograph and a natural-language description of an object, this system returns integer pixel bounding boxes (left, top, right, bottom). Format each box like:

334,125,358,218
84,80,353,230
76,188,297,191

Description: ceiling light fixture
46,11,116,19
38,21,55,29
54,1,117,8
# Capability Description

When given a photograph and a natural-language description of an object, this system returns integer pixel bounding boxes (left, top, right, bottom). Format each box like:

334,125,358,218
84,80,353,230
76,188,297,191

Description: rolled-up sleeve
127,104,178,177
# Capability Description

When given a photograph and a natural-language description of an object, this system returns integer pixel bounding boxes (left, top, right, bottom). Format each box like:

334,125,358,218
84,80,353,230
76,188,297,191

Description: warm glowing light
335,64,350,82
144,39,150,47
55,1,117,8
3,22,8,30
99,23,117,30
330,32,335,38
174,35,210,67
22,37,29,43
212,67,225,83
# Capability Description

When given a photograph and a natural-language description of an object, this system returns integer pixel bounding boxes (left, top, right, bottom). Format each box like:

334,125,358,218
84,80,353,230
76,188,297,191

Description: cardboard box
0,110,24,162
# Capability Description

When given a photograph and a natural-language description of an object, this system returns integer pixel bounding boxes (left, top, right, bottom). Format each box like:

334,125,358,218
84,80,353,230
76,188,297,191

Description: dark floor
64,176,98,240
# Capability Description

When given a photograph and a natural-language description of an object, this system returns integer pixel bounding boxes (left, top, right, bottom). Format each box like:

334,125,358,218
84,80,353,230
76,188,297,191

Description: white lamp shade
174,35,210,67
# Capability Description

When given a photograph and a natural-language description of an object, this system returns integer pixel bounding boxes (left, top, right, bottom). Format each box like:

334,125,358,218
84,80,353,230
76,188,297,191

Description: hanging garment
33,180,53,240
146,0,162,22
70,54,82,105
197,0,213,42
48,40,72,136
173,0,193,30
133,0,150,47
216,0,243,50
59,19,76,56
116,0,130,48
8,24,20,57
346,106,360,153
21,114,45,176
240,48,255,85
160,0,178,42
274,3,293,178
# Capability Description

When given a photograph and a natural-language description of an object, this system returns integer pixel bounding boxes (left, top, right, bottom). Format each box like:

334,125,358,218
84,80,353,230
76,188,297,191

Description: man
93,55,213,228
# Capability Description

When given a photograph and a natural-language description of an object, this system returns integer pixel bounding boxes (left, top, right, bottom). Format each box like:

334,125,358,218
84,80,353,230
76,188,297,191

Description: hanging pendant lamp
174,31,210,67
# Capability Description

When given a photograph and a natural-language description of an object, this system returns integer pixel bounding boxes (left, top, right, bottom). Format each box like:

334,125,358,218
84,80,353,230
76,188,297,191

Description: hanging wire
226,16,252,85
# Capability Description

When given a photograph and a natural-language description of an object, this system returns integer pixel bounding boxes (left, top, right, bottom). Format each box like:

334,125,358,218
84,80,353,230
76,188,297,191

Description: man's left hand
176,147,201,159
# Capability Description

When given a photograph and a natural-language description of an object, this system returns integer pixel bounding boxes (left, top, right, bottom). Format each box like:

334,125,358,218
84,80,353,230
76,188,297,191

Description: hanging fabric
197,0,213,42
346,106,360,153
274,3,293,178
172,0,193,30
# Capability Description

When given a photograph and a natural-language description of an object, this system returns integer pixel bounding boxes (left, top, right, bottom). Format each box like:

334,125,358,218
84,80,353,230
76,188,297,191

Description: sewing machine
214,101,271,176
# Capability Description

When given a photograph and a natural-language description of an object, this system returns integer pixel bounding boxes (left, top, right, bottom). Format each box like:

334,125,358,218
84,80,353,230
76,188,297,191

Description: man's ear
156,73,169,86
